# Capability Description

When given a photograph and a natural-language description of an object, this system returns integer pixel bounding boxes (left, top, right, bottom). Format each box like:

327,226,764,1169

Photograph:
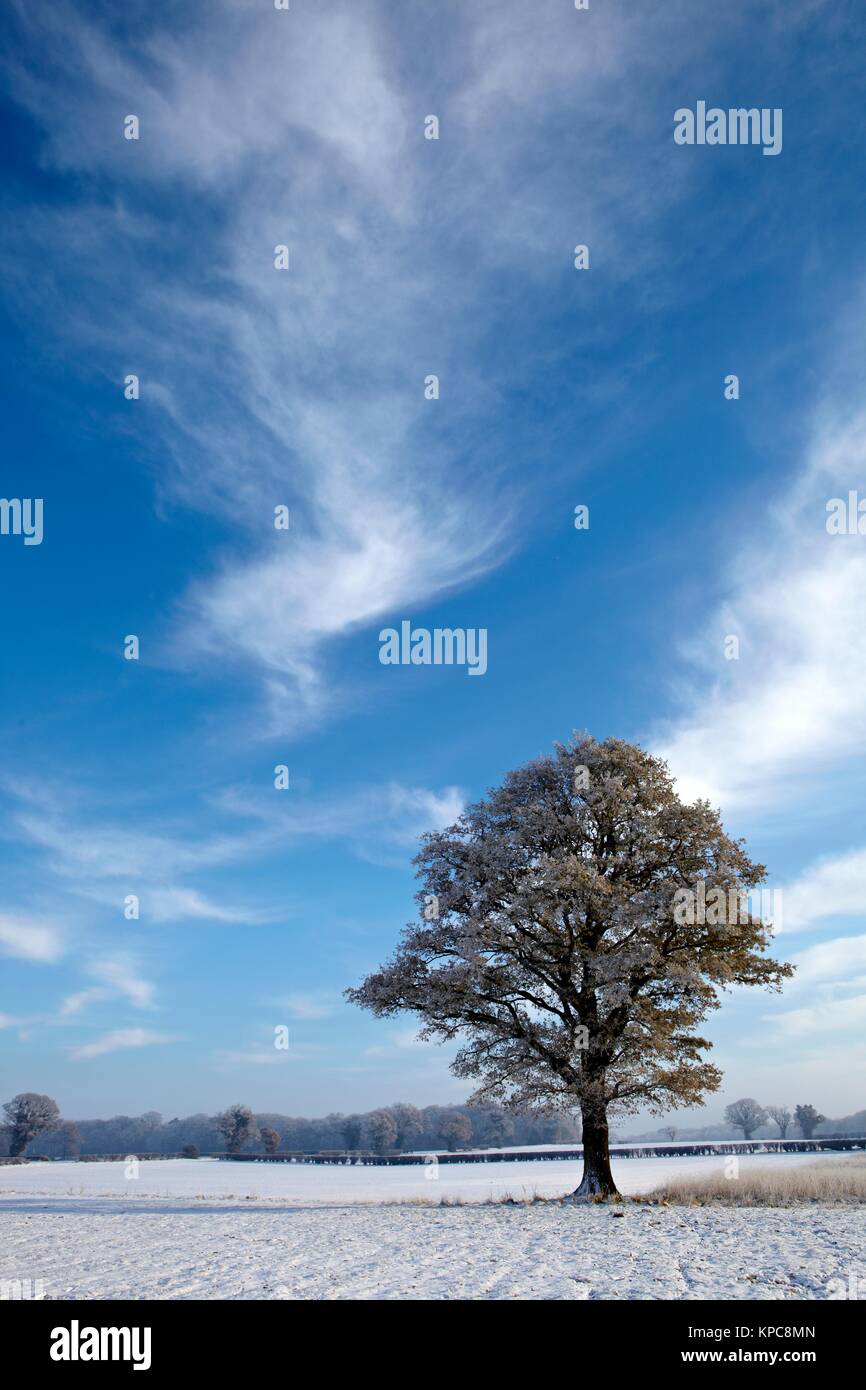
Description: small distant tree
367,1109,398,1154
439,1111,473,1152
260,1126,281,1155
390,1103,423,1151
725,1098,767,1140
2,1093,60,1157
217,1103,258,1154
661,1125,677,1141
795,1104,826,1139
484,1110,515,1148
548,1113,581,1144
59,1121,82,1159
766,1105,792,1139
341,1116,362,1150
182,1144,199,1159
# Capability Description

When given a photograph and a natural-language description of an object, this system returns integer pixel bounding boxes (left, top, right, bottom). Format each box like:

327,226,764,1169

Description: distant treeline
18,1103,582,1159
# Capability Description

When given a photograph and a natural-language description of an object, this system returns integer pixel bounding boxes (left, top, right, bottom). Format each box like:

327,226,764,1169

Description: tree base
569,1169,620,1200
569,1186,620,1201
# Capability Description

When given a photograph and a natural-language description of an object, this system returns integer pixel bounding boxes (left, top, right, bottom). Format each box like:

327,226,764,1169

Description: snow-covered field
1,1155,863,1300
0,1149,850,1203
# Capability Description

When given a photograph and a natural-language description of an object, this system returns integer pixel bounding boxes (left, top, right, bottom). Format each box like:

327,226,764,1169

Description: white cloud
0,914,64,963
59,988,106,1019
2,0,737,732
58,956,157,1023
12,806,257,883
766,993,866,1039
217,779,464,866
780,848,866,934
271,993,341,1022
70,1028,181,1061
147,887,267,925
88,959,155,1009
8,778,463,915
787,933,866,985
655,412,866,811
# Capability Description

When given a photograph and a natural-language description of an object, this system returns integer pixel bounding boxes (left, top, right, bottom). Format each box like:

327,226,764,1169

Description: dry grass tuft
647,1158,866,1206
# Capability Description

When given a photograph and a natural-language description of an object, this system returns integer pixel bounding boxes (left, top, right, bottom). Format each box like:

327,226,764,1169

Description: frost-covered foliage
766,1105,793,1138
347,734,793,1195
366,1109,398,1154
439,1111,473,1151
650,1158,866,1206
259,1126,281,1155
217,1103,259,1155
2,1093,60,1157
724,1098,768,1139
795,1103,827,1139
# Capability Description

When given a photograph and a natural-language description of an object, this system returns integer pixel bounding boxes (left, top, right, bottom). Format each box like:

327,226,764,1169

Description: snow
1,1155,863,1300
0,1149,849,1204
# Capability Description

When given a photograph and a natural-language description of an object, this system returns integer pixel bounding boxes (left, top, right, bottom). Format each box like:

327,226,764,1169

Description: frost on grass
648,1159,866,1206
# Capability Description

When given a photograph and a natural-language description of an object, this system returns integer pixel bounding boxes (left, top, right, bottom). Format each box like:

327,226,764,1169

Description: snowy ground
0,1149,849,1204
1,1155,863,1300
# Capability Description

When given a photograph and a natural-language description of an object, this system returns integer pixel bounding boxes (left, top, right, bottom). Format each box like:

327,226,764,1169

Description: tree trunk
572,1105,618,1198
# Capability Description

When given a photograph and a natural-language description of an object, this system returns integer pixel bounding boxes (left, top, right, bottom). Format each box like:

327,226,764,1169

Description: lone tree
795,1103,826,1139
724,1097,767,1139
766,1105,792,1139
2,1093,60,1157
217,1103,258,1155
347,735,792,1197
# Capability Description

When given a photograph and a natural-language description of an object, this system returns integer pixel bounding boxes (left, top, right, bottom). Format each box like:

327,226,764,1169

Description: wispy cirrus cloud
268,992,342,1022
146,888,272,926
215,779,463,866
1,0,749,732
654,408,866,812
0,913,64,963
2,777,463,932
60,958,155,1019
70,1028,183,1061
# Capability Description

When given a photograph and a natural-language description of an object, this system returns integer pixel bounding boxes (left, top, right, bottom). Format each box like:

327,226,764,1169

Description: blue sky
2,0,866,1124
